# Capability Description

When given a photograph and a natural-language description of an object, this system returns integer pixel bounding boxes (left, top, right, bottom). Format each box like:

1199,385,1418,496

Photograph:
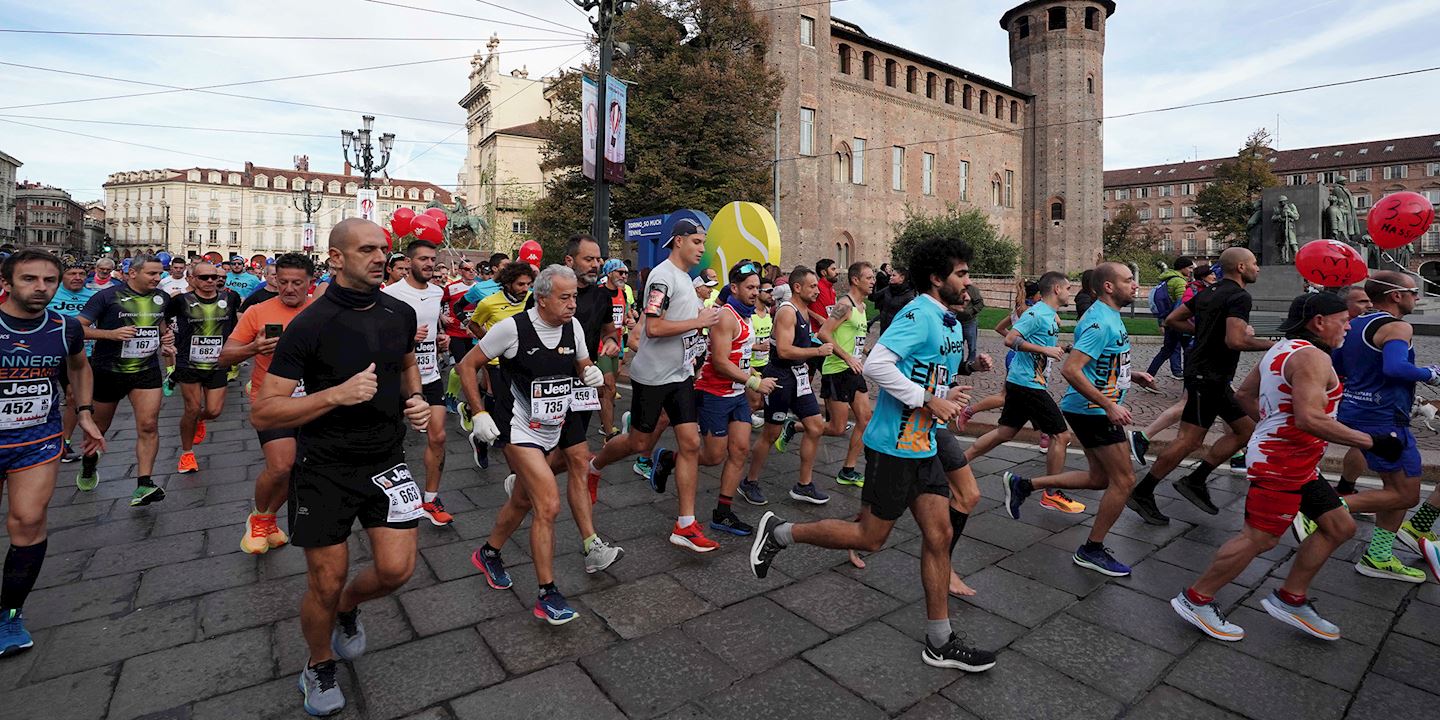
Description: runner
460,264,605,625
220,253,315,554
159,256,190,296
817,262,875,488
441,258,477,364
381,239,454,526
1171,292,1400,641
77,254,173,505
999,262,1157,576
463,252,512,306
597,258,634,438
165,261,241,474
694,272,718,308
957,278,1035,428
585,219,722,552
251,219,430,717
85,257,118,292
749,233,996,672
810,258,839,327
1145,256,1193,380
744,277,776,436
746,266,834,506
383,253,409,288
1128,247,1271,525
462,262,535,469
0,249,105,657
1331,284,1377,497
239,261,280,313
224,256,261,299
46,261,96,463
962,271,1083,511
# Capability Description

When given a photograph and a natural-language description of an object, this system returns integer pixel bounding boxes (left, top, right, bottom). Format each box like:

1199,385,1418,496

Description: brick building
14,182,85,255
1103,133,1440,277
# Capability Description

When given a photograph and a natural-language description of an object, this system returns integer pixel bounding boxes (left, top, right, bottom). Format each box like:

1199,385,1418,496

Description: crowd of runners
1,216,1437,716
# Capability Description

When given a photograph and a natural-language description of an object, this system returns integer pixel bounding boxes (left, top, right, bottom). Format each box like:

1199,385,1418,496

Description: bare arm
707,313,749,384
993,313,1014,337
818,298,858,367
1288,349,1373,448
251,374,349,431
1235,365,1261,421
645,311,714,338
218,334,275,367
1163,303,1195,334
457,344,495,417
1225,316,1274,352
772,306,829,360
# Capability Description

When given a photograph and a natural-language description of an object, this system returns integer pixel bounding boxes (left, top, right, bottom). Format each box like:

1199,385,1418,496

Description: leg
1082,444,1135,544
1,462,59,615
790,508,896,552
1283,507,1355,596
600,371,617,435
255,438,296,514
61,390,78,450
423,405,446,495
338,526,417,612
201,386,227,422
1191,525,1280,597
1140,421,1207,487
795,415,825,487
128,388,162,478
962,425,1019,463
1143,400,1185,439
947,464,980,596
1045,431,1072,477
698,433,728,468
507,446,561,585
300,543,349,663
912,493,954,622
563,443,596,541
178,382,203,453
718,425,751,500
672,423,702,519
748,423,782,482
822,399,850,438
843,393,871,469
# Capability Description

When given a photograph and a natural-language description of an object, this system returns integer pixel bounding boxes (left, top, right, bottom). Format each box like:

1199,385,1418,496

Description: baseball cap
602,258,626,275
1276,292,1349,334
229,255,245,263
692,275,718,289
663,218,706,248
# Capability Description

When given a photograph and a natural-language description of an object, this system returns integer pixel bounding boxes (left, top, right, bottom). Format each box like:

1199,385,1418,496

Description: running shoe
620,411,631,435
921,632,996,673
1169,371,1184,380
263,514,289,549
1039,489,1085,514
331,608,366,660
1291,513,1317,544
470,434,489,470
709,509,754,536
534,588,579,625
1128,430,1150,467
471,547,513,589
1398,519,1437,557
129,483,166,507
1355,555,1426,583
1002,471,1031,520
583,537,623,574
298,660,345,716
738,479,767,506
632,455,652,479
60,441,80,463
774,418,799,453
1073,544,1131,577
192,419,207,445
647,448,674,494
1420,537,1440,581
750,413,765,430
835,468,864,487
670,521,719,552
162,375,175,397
76,453,100,492
421,497,454,526
457,401,474,432
1126,492,1170,526
1171,592,1244,641
1229,451,1246,470
1175,478,1219,515
1260,591,1340,641
750,511,785,579
177,451,199,474
227,365,241,383
0,609,34,657
242,512,275,554
1137,383,1161,395
788,482,830,505
1038,434,1051,450
445,395,459,415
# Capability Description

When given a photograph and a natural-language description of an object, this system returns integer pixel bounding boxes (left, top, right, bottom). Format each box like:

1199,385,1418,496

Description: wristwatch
77,404,95,414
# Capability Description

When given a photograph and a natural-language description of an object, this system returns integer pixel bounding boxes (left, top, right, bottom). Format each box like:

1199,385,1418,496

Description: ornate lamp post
339,115,396,189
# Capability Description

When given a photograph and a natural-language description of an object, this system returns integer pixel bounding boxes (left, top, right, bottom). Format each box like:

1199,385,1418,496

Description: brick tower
1002,1,1114,274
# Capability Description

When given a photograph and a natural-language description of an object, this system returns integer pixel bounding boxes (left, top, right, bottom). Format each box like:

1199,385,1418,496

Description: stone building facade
14,182,85,255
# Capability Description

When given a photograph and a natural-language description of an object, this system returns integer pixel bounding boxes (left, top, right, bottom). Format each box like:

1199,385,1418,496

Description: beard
938,284,965,306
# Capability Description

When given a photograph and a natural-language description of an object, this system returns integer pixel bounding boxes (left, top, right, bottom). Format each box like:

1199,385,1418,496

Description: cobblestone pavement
1,355,1438,720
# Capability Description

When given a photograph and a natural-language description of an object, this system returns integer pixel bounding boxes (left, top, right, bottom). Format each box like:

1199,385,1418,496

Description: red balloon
1295,239,1367,287
383,227,393,249
412,214,443,242
1367,191,1435,250
518,240,543,268
391,207,416,238
423,207,449,231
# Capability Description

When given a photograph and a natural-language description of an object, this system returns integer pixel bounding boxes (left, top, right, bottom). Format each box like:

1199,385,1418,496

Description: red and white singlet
694,304,753,398
1245,338,1344,487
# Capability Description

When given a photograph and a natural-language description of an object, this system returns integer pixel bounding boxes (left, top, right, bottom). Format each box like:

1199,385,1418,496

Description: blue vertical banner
603,74,627,184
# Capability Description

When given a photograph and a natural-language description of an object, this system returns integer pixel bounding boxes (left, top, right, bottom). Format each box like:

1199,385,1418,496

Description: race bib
189,335,222,365
733,345,754,392
1116,352,1132,390
121,326,160,359
0,379,52,430
292,380,307,398
415,339,438,379
530,375,573,426
793,365,813,396
683,332,705,365
370,463,424,523
751,349,769,366
611,304,625,328
570,385,601,412
853,333,867,360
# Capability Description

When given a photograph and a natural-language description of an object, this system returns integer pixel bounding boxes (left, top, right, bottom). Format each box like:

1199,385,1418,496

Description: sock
773,522,794,547
1367,527,1397,561
949,509,969,555
1276,588,1307,606
677,515,695,528
482,543,501,558
0,539,47,611
1412,503,1440,533
336,607,358,623
1335,476,1357,495
1184,461,1217,485
81,453,98,475
136,475,152,488
715,495,733,516
424,491,438,503
1183,587,1213,606
926,618,952,647
1134,473,1161,496
1082,540,1105,553
583,534,599,554
539,582,557,597
841,466,855,475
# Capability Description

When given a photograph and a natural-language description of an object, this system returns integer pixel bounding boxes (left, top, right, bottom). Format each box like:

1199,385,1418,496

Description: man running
252,220,430,717
381,239,453,526
441,258,477,364
1172,292,1401,641
810,258,839,327
999,262,1156,576
462,262,535,469
77,254,173,505
461,265,606,625
1128,247,1271,524
159,257,190,296
165,261,241,474
46,261,96,463
240,261,280,313
598,258,634,438
750,233,996,672
817,262,875,488
224,256,261,299
0,249,105,657
742,277,776,438
86,258,118,292
462,252,511,307
221,253,314,555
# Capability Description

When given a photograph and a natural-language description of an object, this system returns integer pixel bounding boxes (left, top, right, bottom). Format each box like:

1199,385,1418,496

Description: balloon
121,258,132,272
519,240,543,269
423,207,449,231
1295,239,1367,287
411,214,443,242
392,207,416,238
1367,191,1435,250
702,202,781,279
383,227,394,249
156,251,173,265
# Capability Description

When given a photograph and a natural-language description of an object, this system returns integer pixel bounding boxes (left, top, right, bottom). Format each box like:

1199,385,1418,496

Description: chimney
344,161,352,177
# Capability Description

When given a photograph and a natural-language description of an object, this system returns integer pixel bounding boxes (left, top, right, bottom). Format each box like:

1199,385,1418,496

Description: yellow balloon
703,201,781,278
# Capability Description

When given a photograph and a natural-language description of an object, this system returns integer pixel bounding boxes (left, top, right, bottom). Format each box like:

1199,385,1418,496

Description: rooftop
1104,133,1440,187
830,17,1029,99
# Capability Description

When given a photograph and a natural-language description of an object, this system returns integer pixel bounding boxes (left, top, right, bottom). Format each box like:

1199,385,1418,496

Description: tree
1195,128,1280,246
1101,203,1166,283
528,0,784,263
890,204,1020,276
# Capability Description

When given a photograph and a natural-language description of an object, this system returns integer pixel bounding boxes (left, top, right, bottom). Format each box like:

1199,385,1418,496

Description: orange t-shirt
232,296,311,401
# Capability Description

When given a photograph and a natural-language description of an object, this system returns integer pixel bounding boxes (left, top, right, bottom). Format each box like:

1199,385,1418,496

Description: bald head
1093,261,1125,290
1219,246,1259,284
329,218,383,252
1364,270,1417,302
327,219,388,290
1091,261,1137,308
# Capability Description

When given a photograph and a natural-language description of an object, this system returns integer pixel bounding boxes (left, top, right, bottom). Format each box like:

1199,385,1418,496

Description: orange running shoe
261,514,289,548
241,512,273,554
177,451,199,474
669,521,719,553
421,498,454,526
192,420,207,445
1040,489,1086,514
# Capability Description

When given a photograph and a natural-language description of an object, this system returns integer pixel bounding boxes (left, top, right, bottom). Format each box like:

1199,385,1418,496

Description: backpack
1150,283,1176,320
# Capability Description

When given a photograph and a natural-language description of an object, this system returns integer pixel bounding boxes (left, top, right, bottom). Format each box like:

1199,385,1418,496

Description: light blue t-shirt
1006,301,1059,390
464,279,502,305
48,285,97,356
1060,301,1131,415
862,294,965,459
225,272,261,298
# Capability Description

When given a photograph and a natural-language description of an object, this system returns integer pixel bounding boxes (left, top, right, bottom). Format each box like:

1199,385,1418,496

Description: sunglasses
1391,288,1421,296
760,288,774,294
193,274,222,281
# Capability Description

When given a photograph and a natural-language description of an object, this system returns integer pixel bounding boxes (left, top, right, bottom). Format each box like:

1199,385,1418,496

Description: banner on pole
301,223,316,251
582,75,599,181
603,74,627,184
356,189,378,223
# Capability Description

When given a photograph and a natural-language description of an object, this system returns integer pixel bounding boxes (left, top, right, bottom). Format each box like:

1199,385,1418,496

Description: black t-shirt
268,291,418,465
1182,278,1252,383
164,290,241,370
525,281,611,358
239,286,278,315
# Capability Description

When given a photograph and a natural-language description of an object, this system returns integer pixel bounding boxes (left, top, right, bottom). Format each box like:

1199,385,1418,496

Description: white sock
424,491,438,503
678,515,695,528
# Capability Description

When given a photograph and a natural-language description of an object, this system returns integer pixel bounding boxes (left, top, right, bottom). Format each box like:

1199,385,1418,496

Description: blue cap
602,259,626,275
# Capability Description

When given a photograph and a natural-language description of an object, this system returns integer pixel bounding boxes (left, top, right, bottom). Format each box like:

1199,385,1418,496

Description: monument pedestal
1247,269,1306,313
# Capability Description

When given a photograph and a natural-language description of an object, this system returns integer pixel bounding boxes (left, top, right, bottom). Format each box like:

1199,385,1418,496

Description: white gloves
470,411,500,444
582,364,605,388
1427,366,1440,386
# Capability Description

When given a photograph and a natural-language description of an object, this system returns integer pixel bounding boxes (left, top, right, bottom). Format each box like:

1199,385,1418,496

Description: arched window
1010,100,1019,123
991,175,1003,206
310,179,323,192
837,43,852,75
408,188,420,200
1050,200,1065,221
995,95,1004,119
1048,7,1067,30
980,91,990,115
834,143,852,184
423,189,435,201
1087,76,1095,94
944,79,956,105
925,72,937,99
962,84,973,110
327,180,341,194
906,66,918,93
862,51,875,81
885,59,898,87
254,175,268,188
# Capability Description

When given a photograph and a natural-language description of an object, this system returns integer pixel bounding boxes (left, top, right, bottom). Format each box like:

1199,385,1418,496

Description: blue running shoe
737,479,767,506
534,588,579,625
632,455,653,479
709,509,754,536
0,609,33,657
1002,471,1031,520
470,547,513,589
648,447,674,494
788,482,829,505
1073,544,1131,577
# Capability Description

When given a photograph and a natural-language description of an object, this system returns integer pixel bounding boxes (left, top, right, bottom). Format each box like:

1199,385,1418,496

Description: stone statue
426,197,487,244
1324,196,1351,245
1245,201,1264,253
1391,240,1415,271
1329,177,1361,239
1273,195,1299,264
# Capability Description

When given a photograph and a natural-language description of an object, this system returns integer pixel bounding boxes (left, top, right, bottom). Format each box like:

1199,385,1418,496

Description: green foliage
890,204,1020,275
1195,128,1280,246
1101,203,1167,284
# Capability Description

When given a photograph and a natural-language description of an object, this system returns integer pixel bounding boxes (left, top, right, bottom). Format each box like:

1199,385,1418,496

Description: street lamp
571,0,637,254
293,182,322,224
340,115,396,189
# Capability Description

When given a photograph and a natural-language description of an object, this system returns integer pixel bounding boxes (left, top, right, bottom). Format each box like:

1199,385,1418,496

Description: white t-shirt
160,276,189,296
479,308,590,449
628,259,702,386
382,279,445,384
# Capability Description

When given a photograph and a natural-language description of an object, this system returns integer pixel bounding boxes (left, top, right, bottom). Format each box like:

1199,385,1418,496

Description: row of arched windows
836,43,1020,124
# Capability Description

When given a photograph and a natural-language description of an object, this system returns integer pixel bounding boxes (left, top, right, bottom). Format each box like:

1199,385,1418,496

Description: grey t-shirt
628,259,702,385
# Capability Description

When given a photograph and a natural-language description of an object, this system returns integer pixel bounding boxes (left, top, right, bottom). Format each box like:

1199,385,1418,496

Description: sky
2,0,1438,203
